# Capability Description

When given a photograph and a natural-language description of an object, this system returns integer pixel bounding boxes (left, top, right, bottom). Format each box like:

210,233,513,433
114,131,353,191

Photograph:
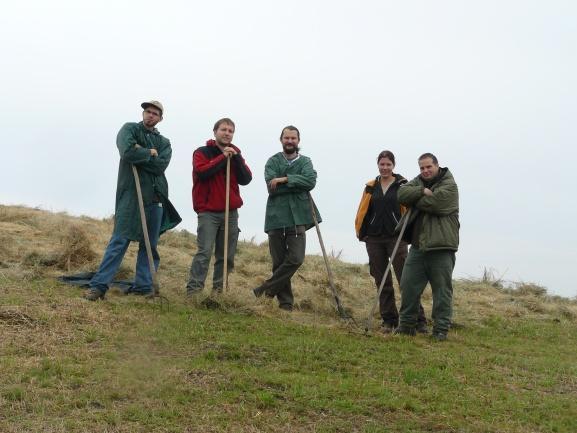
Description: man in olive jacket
253,126,321,311
395,153,459,340
85,101,181,301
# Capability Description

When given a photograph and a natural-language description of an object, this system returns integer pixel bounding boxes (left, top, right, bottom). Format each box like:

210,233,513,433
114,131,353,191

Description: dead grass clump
22,251,59,267
159,229,196,250
455,279,491,293
56,225,97,270
521,298,546,313
0,309,38,327
184,369,222,389
500,304,526,318
238,245,271,264
456,268,507,291
514,283,548,297
296,298,315,312
0,205,45,226
557,305,576,321
478,267,506,288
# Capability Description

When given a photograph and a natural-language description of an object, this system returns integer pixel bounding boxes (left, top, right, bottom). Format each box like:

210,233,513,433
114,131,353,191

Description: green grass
1,205,576,432
1,278,576,433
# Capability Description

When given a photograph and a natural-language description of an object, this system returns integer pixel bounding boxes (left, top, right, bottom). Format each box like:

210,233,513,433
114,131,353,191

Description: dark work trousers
259,225,306,309
365,238,426,327
399,248,455,334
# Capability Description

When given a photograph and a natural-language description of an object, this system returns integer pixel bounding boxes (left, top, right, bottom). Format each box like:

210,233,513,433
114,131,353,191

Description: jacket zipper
369,213,376,225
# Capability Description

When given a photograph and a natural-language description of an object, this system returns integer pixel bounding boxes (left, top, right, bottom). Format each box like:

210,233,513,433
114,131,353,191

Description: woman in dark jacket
355,150,427,333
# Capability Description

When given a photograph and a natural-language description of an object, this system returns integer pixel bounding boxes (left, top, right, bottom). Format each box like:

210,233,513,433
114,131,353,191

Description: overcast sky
2,1,575,297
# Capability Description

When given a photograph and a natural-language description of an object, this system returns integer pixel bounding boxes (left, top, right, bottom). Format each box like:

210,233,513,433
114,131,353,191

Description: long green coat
113,122,181,240
397,167,459,251
264,153,321,232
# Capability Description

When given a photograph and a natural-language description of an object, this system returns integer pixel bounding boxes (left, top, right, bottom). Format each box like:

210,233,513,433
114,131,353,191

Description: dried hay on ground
55,225,97,270
1,204,576,332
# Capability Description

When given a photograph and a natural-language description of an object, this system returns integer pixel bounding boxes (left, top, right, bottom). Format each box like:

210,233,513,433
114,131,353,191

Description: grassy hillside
1,205,576,433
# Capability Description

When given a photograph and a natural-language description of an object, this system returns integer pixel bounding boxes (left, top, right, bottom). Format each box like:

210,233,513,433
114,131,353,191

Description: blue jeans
90,203,163,294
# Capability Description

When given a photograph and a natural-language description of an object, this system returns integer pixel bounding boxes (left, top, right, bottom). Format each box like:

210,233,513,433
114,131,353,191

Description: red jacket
192,140,252,213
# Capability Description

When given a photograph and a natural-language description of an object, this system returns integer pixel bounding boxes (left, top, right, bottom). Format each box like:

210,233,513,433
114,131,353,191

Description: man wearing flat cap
85,101,181,300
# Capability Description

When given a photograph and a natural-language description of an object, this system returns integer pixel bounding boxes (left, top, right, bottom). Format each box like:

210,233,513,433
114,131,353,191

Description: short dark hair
280,125,300,140
213,118,235,132
377,150,395,165
418,152,438,164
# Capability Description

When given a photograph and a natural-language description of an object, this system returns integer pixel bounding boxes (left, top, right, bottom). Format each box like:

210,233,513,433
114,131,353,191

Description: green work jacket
264,152,321,233
397,167,459,251
113,122,181,240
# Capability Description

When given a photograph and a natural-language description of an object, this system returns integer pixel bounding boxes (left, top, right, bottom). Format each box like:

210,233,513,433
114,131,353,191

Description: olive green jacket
397,168,459,251
264,153,321,232
113,122,181,240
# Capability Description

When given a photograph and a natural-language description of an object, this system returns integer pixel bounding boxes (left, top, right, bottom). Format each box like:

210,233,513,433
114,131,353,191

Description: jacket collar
206,139,239,152
366,173,406,187
421,167,448,187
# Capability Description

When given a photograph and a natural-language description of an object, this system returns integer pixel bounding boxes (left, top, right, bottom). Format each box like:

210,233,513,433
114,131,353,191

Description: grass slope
1,205,576,433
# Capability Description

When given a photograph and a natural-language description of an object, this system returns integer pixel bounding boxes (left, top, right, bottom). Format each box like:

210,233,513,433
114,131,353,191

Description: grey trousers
186,210,239,294
257,225,306,309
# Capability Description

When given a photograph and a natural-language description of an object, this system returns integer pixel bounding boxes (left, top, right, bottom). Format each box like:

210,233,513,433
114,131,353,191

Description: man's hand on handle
222,147,237,158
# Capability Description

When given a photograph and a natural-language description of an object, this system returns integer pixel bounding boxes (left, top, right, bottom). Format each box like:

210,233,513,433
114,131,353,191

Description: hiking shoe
393,327,416,336
84,288,105,301
381,323,396,334
416,322,429,334
432,332,448,342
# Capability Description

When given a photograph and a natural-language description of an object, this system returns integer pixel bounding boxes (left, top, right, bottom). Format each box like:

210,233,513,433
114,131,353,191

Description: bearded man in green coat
85,101,181,301
253,126,321,311
395,153,459,340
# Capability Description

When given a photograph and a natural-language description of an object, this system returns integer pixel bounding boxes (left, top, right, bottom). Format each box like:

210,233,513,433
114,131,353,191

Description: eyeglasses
144,109,161,117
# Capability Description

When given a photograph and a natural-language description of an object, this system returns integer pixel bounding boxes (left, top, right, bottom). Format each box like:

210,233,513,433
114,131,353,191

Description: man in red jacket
186,118,252,295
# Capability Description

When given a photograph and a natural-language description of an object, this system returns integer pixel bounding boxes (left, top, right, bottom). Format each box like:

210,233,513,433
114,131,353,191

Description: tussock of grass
514,282,548,297
0,308,38,327
56,225,97,270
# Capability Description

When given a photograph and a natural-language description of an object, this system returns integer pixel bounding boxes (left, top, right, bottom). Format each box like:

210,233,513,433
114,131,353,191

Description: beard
283,144,299,155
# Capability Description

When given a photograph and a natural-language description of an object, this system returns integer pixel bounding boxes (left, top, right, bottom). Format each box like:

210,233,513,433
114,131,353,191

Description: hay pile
56,225,96,270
